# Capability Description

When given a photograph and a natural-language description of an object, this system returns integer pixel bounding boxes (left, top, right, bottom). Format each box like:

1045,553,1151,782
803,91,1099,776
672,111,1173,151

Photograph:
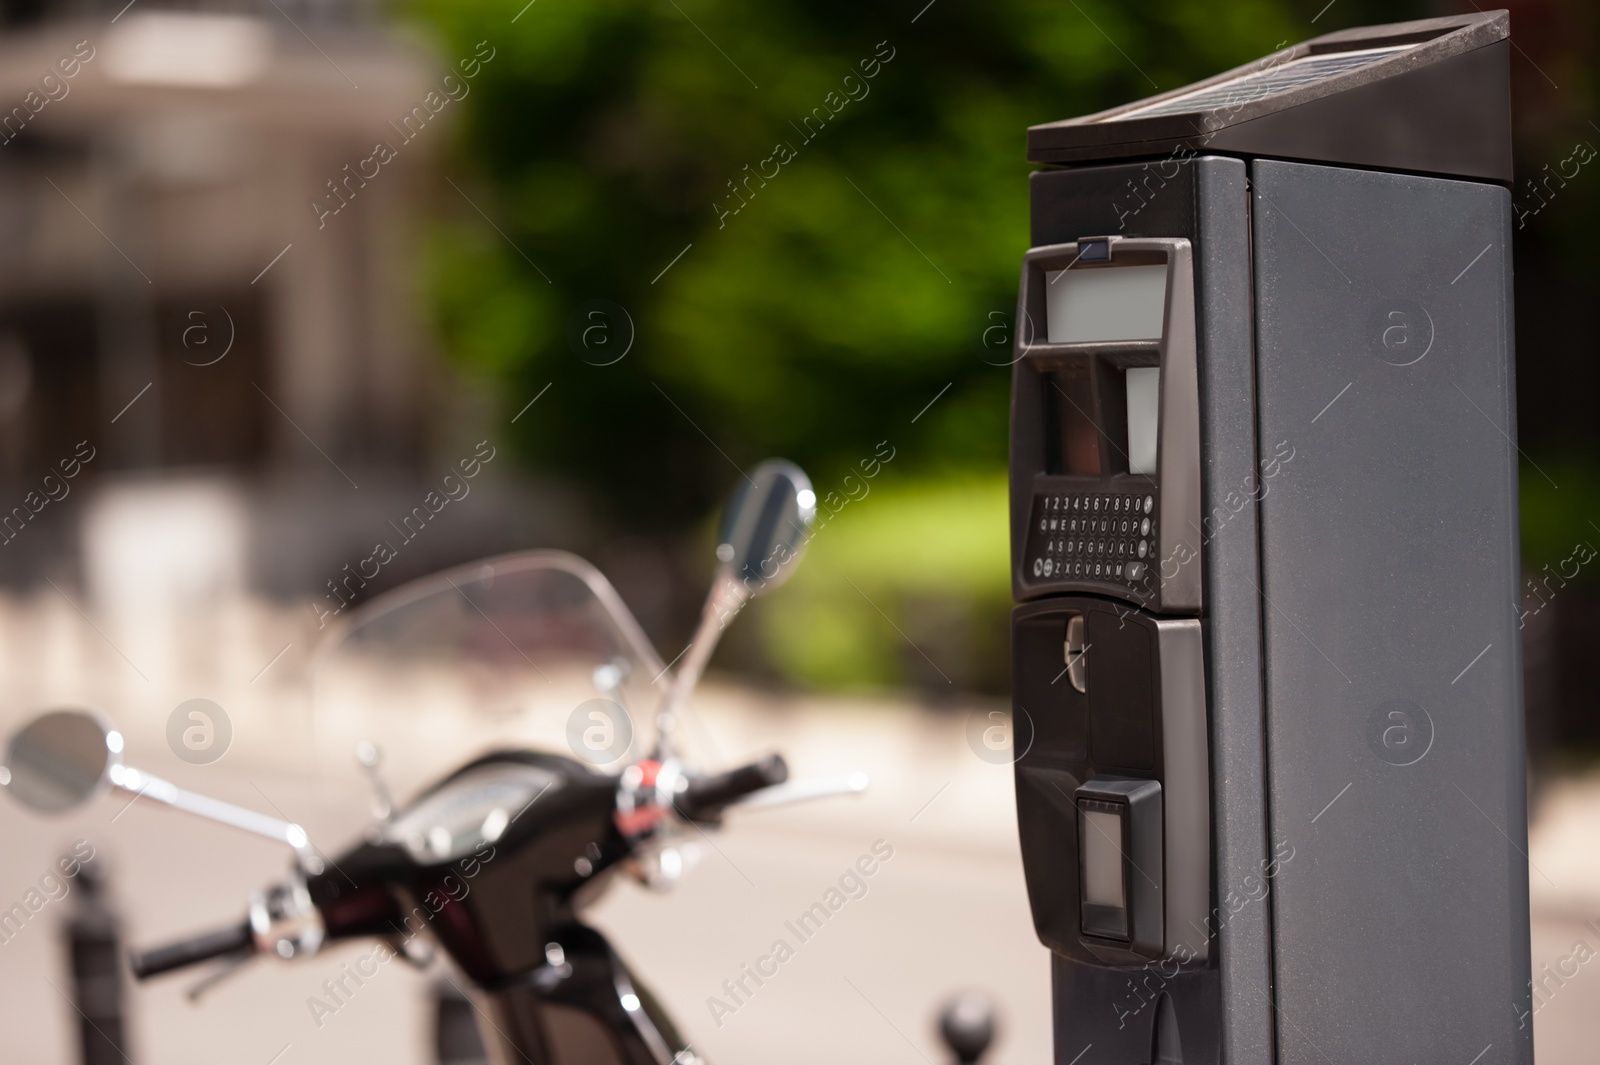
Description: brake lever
728,772,869,810
183,951,253,1003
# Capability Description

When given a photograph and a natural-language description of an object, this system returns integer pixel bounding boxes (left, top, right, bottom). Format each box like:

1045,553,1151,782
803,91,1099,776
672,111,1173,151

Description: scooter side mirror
2,707,321,872
715,459,816,595
2,708,119,813
652,460,816,759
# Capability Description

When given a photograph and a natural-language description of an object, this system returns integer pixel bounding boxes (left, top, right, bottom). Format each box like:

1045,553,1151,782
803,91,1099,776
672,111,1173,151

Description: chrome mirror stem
108,763,322,873
655,568,748,760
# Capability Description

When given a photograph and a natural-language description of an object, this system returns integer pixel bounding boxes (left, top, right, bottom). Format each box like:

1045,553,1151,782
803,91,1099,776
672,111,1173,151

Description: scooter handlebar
129,920,255,980
676,754,788,821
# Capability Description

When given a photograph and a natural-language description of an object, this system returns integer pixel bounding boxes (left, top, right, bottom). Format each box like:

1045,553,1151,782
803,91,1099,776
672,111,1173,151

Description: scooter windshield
311,551,668,794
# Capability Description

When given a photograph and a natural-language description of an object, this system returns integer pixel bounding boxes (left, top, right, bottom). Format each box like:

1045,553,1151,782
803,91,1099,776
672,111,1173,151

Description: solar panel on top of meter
1111,45,1412,121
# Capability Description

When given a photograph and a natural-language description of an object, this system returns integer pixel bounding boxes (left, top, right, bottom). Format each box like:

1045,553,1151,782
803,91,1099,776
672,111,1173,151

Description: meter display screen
1081,808,1126,908
1044,264,1167,343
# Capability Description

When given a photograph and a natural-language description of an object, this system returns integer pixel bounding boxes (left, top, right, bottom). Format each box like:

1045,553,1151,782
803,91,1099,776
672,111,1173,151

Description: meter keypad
1028,491,1157,601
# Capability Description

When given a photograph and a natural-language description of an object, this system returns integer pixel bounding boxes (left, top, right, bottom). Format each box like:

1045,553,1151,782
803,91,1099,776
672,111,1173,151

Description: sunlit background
0,0,1597,1062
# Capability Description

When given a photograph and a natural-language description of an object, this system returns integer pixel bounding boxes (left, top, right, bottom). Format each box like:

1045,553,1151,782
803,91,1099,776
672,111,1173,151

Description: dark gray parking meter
1009,12,1531,1064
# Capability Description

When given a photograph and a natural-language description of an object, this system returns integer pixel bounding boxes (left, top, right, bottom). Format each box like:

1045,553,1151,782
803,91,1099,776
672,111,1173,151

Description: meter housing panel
1012,598,1210,968
1010,238,1202,614
1011,12,1527,1065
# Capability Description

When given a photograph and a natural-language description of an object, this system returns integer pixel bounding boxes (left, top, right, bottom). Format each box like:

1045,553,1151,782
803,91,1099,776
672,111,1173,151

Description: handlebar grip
678,754,789,821
129,921,254,980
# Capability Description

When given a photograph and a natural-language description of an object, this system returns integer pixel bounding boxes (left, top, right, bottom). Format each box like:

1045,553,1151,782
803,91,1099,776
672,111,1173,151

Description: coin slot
1065,614,1088,693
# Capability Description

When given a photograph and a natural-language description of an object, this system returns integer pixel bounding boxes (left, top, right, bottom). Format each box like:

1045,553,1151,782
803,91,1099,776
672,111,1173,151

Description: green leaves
404,0,1306,528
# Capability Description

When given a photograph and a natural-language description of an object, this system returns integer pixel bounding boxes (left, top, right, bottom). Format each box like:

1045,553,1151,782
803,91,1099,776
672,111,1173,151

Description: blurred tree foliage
403,0,1319,531
1501,0,1600,583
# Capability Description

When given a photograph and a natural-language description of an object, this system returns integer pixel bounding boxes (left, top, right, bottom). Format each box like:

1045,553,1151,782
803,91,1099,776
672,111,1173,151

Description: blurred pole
64,859,130,1065
433,977,489,1065
92,132,161,469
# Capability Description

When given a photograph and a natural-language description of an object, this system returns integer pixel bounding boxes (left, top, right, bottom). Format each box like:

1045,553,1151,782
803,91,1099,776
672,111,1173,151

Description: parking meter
1009,12,1530,1064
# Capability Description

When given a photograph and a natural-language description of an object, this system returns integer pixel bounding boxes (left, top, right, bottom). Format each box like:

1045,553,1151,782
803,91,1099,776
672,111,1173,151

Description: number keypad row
1025,491,1157,591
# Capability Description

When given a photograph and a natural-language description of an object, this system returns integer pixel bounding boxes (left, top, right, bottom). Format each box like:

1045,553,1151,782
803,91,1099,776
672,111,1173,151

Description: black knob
937,990,997,1064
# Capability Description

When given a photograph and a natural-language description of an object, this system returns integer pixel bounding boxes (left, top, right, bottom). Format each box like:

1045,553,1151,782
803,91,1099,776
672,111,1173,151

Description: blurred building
0,2,577,611
0,0,436,475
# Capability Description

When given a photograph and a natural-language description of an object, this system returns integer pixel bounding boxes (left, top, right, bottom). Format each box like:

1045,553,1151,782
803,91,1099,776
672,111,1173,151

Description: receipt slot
1010,13,1530,1065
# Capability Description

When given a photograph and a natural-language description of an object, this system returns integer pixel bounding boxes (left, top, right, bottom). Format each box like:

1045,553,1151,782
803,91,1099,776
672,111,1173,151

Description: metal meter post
1009,13,1529,1064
